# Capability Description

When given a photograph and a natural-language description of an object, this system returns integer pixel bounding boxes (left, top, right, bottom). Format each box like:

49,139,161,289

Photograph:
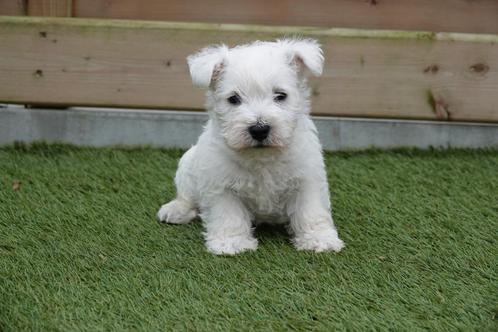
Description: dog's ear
187,45,228,88
280,38,324,77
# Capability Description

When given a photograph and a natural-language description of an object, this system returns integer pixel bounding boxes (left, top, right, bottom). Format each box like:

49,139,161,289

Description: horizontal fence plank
0,17,497,122
72,0,498,35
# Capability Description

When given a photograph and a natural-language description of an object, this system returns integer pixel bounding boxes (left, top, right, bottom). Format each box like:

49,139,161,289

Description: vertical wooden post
27,0,72,17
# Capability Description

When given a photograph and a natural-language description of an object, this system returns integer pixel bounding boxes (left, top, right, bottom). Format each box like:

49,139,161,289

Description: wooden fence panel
27,0,72,17
0,0,26,15
0,17,497,122
72,0,498,34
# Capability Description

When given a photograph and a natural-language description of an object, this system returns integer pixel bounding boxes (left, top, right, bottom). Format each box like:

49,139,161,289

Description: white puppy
157,39,344,255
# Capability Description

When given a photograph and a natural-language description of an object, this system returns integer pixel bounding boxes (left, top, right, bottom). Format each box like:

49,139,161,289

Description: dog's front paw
157,199,197,224
293,229,345,253
205,235,258,255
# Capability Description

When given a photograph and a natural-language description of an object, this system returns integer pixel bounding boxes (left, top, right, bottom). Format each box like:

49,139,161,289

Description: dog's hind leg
157,198,197,224
157,146,199,224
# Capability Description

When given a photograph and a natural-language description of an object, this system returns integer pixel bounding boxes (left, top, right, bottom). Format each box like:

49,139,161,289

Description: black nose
248,124,271,142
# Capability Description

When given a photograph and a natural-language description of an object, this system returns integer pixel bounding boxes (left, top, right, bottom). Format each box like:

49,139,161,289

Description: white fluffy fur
157,39,344,255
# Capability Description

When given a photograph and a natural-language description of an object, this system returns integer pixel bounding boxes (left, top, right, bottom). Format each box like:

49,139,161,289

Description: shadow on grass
254,223,289,241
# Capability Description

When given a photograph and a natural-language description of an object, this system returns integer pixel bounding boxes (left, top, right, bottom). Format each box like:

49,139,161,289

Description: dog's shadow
254,223,289,244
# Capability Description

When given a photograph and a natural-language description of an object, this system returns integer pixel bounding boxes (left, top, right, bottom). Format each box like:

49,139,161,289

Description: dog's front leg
288,182,345,253
201,193,257,255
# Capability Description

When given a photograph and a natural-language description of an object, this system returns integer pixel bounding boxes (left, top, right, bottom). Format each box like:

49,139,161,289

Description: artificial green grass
0,143,497,331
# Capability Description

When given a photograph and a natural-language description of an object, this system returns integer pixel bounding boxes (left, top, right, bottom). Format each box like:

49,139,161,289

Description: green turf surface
0,143,497,331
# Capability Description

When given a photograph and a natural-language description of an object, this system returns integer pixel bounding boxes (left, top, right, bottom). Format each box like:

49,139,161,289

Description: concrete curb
1,105,497,150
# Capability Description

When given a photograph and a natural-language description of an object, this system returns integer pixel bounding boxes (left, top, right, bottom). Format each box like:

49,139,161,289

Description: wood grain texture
27,0,72,17
0,0,26,15
1,17,497,122
73,0,498,34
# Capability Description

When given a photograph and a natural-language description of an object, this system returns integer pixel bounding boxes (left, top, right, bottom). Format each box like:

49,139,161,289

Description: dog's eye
274,92,287,102
227,94,241,106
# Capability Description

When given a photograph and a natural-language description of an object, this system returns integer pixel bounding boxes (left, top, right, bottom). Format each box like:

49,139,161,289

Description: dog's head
187,39,323,150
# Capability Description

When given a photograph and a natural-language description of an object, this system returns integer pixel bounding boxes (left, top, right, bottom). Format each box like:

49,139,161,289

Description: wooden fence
1,1,497,122
3,0,498,34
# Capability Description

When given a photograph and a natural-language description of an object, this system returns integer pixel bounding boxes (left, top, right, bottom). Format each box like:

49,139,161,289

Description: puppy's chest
227,166,301,216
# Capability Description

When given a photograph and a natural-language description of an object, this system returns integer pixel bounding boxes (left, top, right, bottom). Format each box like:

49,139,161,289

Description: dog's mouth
250,136,290,150
251,142,288,153
236,144,271,150
224,133,288,151
254,142,269,149
231,141,279,152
